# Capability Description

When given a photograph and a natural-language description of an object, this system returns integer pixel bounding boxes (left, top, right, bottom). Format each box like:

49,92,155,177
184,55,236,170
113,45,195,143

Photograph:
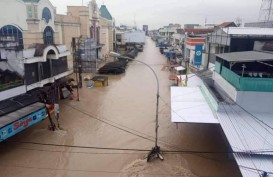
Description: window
27,5,32,18
34,6,38,19
43,26,54,45
0,25,23,49
27,5,38,19
42,7,52,23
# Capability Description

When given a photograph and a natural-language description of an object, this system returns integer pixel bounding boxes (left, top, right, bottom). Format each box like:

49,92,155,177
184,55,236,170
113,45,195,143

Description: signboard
194,45,203,66
0,108,46,142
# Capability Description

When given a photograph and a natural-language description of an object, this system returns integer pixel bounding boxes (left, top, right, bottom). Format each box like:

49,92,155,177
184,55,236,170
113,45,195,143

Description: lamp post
109,52,163,162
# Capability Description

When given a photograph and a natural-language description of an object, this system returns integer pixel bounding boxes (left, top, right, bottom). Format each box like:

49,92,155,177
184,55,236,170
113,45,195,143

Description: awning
171,87,219,124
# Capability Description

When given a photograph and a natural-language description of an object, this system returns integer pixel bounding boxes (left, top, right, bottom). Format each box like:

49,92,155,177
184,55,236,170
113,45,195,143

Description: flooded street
0,38,241,177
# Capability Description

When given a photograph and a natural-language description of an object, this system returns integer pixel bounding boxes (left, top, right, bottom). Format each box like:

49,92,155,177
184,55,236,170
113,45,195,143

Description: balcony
0,80,24,92
215,61,273,92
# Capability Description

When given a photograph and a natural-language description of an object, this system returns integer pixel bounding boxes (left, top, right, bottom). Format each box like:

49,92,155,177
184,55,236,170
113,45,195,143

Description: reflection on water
0,38,241,177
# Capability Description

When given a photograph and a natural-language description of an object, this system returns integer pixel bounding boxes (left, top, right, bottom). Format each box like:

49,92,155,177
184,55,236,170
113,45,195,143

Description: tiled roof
100,5,112,20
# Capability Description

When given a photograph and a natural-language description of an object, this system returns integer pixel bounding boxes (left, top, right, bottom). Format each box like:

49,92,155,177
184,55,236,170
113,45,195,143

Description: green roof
100,5,112,20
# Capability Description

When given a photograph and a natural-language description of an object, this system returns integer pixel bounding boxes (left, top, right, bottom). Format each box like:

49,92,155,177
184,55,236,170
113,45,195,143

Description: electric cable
236,103,273,132
63,103,185,151
6,140,273,154
229,105,273,151
239,165,273,175
222,104,262,176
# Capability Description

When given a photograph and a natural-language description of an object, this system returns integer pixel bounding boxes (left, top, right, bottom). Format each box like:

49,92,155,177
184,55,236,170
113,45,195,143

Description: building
245,21,273,28
99,4,115,57
183,29,215,68
158,24,181,41
66,1,115,61
184,36,206,66
171,50,273,177
217,22,237,28
207,27,273,65
0,0,72,141
184,24,199,29
143,25,148,35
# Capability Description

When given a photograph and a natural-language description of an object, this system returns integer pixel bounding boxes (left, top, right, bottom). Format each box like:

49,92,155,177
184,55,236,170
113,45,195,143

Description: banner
194,45,203,66
0,108,46,142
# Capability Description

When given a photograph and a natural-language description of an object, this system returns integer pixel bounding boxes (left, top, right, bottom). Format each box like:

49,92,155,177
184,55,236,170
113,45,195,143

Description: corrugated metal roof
216,51,273,62
234,153,273,177
223,27,273,36
171,86,219,124
217,104,273,155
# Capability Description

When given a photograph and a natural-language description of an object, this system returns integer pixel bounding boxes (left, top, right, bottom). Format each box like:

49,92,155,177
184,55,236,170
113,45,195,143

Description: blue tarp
164,51,176,59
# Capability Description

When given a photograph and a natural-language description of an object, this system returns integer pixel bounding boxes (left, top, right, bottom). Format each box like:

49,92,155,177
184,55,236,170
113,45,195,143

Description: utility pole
259,0,273,22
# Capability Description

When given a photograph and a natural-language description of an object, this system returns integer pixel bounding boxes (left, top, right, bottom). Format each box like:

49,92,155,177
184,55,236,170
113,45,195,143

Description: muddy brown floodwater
0,38,242,177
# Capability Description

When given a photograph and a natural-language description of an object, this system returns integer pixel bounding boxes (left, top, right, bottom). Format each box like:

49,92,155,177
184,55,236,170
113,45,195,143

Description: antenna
134,14,136,29
259,0,273,22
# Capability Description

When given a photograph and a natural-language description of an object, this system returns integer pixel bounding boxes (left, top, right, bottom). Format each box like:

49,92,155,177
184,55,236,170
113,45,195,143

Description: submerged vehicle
98,60,128,74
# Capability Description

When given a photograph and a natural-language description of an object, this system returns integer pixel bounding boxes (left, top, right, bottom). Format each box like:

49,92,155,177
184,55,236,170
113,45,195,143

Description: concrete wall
0,86,26,101
124,31,146,43
0,0,28,30
100,17,114,57
67,6,90,38
213,72,237,101
55,14,81,68
37,0,56,32
100,28,109,57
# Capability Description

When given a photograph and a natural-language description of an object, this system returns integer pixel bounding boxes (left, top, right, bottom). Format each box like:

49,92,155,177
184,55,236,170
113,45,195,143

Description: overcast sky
50,0,261,29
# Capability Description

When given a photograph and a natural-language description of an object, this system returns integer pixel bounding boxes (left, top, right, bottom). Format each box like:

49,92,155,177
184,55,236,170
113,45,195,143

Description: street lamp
109,51,163,162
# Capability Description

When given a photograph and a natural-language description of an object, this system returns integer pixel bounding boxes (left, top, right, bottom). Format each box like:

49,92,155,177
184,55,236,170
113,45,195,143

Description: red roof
184,28,215,35
218,22,237,28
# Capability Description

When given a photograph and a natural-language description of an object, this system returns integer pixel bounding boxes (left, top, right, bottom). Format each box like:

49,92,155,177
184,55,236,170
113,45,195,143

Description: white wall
124,31,146,43
213,72,237,101
0,0,28,30
237,91,273,114
38,0,56,31
0,86,26,101
0,50,24,77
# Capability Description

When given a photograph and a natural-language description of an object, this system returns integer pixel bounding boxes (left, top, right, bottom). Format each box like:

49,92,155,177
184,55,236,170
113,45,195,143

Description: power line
229,105,273,150
236,103,273,132
63,103,185,151
6,140,273,154
239,165,273,175
221,104,262,176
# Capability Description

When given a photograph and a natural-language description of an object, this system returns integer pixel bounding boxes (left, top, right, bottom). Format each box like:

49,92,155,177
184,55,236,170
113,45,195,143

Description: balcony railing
0,80,24,92
215,61,273,92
